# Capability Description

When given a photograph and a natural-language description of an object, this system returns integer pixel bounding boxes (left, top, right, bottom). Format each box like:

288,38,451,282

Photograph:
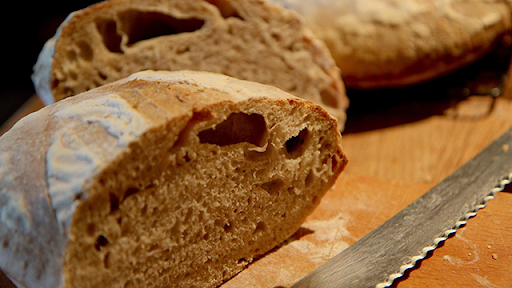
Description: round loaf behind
271,0,512,89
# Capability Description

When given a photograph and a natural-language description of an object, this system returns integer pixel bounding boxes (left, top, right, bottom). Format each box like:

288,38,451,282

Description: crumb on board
492,253,498,260
502,144,509,152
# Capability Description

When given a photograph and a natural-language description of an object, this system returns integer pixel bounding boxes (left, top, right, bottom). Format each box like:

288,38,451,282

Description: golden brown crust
271,0,512,89
1,71,347,288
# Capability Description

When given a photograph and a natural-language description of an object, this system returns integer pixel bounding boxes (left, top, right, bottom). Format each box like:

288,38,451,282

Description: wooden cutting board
223,95,512,288
1,93,512,287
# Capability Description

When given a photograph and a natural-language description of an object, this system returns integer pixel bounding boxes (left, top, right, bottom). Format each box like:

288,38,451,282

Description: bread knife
291,126,512,288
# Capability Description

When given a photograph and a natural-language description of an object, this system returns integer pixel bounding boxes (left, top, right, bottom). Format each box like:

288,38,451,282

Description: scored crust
271,0,512,89
32,0,348,130
1,70,347,288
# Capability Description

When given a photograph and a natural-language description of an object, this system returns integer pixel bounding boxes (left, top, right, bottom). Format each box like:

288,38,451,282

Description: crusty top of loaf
0,70,340,288
31,0,348,129
9,69,327,230
272,0,512,88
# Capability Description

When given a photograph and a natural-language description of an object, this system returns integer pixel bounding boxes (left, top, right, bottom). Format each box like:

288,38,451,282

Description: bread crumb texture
271,0,512,88
32,0,348,129
1,71,347,288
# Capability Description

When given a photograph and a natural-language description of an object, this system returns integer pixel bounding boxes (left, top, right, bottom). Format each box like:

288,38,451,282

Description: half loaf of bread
31,0,348,129
0,70,347,288
271,0,512,89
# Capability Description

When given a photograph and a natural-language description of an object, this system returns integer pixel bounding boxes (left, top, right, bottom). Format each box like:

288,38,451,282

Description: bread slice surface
32,0,348,129
1,70,347,288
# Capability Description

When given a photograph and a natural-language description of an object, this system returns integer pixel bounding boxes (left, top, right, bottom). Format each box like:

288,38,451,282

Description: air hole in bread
77,40,94,61
95,18,123,53
198,112,267,147
260,179,285,196
283,128,309,159
183,153,191,163
271,32,281,42
123,187,139,201
254,221,266,234
176,46,190,54
94,235,109,251
98,71,108,81
51,78,60,89
109,193,119,213
205,0,244,20
148,244,159,252
74,192,83,201
117,10,205,46
124,280,135,288
172,110,213,150
305,170,314,187
112,64,122,73
320,86,339,108
223,223,233,233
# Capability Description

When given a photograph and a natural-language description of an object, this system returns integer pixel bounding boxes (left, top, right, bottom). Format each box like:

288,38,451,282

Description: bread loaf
271,0,512,89
0,70,347,288
31,0,348,130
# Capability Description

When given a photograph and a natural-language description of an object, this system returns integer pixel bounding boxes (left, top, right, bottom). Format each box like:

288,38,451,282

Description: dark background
1,1,99,126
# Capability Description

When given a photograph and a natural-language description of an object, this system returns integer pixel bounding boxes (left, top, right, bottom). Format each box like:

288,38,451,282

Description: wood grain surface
222,95,512,288
1,92,512,287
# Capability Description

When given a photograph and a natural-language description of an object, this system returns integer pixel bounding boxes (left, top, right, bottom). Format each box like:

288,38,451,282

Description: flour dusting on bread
55,94,152,147
1,71,347,288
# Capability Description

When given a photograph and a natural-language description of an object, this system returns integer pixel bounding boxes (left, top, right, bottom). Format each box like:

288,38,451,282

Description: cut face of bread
271,0,512,89
31,0,348,130
0,71,347,288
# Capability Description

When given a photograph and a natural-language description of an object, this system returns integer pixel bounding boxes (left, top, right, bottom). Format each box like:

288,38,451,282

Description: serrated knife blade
292,126,512,288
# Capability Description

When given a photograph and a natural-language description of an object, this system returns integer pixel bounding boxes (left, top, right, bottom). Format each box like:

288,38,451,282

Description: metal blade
292,126,512,288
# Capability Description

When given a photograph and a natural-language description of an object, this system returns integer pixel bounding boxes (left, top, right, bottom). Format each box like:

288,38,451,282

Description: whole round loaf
0,70,347,288
31,0,348,130
271,0,512,89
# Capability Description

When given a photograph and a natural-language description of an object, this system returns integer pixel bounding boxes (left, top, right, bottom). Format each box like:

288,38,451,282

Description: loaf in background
270,0,512,89
31,0,348,130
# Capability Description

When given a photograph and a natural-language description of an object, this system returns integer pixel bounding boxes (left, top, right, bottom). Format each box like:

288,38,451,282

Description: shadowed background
0,2,99,126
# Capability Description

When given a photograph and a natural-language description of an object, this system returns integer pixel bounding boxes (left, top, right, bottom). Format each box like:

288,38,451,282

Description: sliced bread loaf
31,0,348,129
1,70,347,288
271,0,512,89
